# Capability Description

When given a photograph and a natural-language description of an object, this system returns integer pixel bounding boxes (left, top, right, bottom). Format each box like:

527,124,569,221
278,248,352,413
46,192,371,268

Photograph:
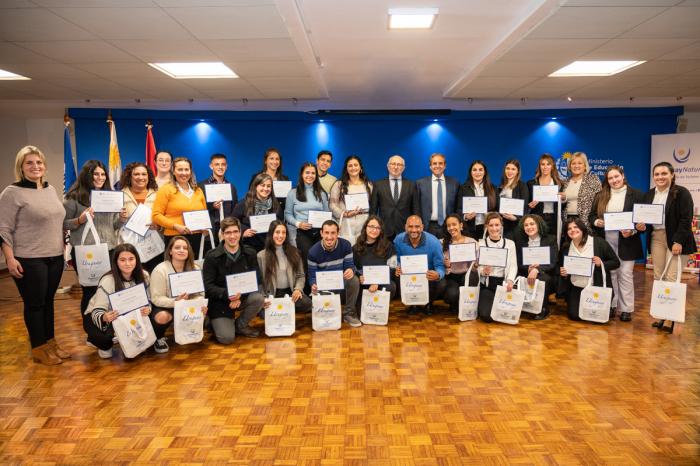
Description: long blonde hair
14,145,47,183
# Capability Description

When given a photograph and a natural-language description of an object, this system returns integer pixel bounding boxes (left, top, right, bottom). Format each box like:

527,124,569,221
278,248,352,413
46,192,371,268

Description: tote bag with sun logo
650,257,686,323
579,264,613,323
265,295,296,337
400,273,429,306
458,262,480,321
174,298,208,345
360,288,391,325
311,292,342,331
112,308,156,358
74,215,111,286
490,283,525,325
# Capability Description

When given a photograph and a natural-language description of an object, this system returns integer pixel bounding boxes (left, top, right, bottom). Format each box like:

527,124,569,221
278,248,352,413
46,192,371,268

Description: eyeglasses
388,163,404,167
366,225,381,231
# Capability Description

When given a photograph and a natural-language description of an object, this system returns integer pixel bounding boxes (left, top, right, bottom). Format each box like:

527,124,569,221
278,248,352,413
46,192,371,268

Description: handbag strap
659,255,682,283
80,214,101,245
463,261,480,287
586,261,606,288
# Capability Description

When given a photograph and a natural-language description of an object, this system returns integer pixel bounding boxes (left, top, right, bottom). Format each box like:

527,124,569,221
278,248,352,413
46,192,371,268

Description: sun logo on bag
373,296,379,303
529,283,534,289
593,292,599,299
469,293,475,299
277,304,283,310
664,288,670,295
324,301,330,307
411,276,417,282
86,252,94,260
506,294,512,300
188,307,195,314
129,319,137,326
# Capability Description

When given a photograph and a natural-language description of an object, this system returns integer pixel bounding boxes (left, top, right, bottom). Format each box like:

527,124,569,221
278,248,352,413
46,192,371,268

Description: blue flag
64,123,77,194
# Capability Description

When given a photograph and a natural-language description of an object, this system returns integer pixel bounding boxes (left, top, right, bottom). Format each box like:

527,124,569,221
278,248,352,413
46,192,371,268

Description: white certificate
204,183,233,202
316,270,345,291
168,270,205,297
124,203,152,237
604,211,634,231
563,255,593,277
344,193,370,211
226,271,258,296
522,247,551,265
461,196,488,214
499,197,525,216
478,247,508,267
308,210,332,228
273,180,292,198
183,210,213,231
633,203,664,225
249,213,277,233
400,254,428,274
532,185,559,202
449,243,477,263
91,190,124,213
362,265,390,285
108,283,149,316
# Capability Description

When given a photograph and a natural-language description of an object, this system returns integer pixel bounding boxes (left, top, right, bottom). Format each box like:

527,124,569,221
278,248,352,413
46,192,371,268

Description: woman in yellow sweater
152,157,208,253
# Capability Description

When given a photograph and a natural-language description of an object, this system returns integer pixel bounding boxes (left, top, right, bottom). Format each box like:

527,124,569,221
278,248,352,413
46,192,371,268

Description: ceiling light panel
148,62,238,79
388,8,438,29
549,60,646,77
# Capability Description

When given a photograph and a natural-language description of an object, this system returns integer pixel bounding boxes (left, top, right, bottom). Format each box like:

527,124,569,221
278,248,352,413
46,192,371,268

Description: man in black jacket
370,155,420,240
203,217,264,343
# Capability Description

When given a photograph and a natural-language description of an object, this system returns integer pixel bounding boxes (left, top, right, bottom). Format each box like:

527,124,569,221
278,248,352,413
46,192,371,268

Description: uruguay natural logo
673,147,691,164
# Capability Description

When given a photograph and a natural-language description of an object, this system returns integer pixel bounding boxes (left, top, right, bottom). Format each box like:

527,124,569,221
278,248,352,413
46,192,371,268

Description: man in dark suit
415,152,459,239
370,155,420,240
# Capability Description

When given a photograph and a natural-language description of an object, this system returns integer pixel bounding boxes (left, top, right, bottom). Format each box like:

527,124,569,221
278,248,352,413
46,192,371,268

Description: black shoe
620,312,632,322
662,321,675,334
652,319,665,329
236,325,260,338
609,307,616,319
533,306,550,321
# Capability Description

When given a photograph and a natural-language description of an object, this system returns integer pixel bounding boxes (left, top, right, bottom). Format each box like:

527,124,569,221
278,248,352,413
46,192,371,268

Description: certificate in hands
563,255,593,277
273,180,292,198
226,271,258,296
91,190,124,213
499,197,525,216
449,243,477,263
204,183,233,202
362,265,390,285
344,193,369,211
461,196,488,214
124,203,152,237
183,210,213,231
604,211,634,231
316,270,345,291
308,210,332,228
108,283,149,316
168,270,205,297
400,254,428,274
633,203,664,225
532,185,559,202
249,213,277,233
522,247,550,265
478,247,508,267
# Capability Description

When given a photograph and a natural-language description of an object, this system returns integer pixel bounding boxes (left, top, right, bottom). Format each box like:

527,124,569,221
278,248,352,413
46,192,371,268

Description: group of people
0,145,694,365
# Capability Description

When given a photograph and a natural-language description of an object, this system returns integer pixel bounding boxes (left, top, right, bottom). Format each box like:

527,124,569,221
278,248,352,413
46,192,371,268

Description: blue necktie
437,178,445,225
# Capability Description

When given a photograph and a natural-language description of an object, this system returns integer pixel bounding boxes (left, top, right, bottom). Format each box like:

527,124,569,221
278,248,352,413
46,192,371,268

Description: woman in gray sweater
0,146,69,365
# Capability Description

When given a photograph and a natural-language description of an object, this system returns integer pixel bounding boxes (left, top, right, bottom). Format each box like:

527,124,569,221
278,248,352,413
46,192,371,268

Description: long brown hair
499,159,521,190
353,215,392,258
596,165,627,218
535,153,562,187
164,236,196,271
338,155,372,202
171,157,197,189
465,160,497,211
295,162,324,203
109,243,147,292
121,162,158,191
262,147,284,179
262,221,302,291
442,214,466,252
652,161,679,201
66,159,112,206
244,173,280,216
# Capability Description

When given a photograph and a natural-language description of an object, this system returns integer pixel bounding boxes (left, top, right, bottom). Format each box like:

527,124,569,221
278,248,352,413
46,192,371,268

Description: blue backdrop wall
69,107,682,192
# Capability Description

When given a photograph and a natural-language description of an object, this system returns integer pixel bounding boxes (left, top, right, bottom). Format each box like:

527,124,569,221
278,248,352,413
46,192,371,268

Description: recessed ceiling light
148,62,238,79
388,8,438,29
0,69,30,80
549,60,645,77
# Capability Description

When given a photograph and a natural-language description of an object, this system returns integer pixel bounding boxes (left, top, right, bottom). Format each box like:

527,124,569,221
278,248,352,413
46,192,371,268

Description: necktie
437,178,445,225
393,178,399,202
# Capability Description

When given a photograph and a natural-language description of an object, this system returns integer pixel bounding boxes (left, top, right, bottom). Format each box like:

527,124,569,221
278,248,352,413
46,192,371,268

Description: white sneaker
153,337,169,353
97,348,113,359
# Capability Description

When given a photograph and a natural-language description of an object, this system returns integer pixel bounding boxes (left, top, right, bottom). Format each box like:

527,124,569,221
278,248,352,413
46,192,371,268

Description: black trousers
443,271,479,311
84,315,115,351
13,255,64,348
150,305,173,339
477,276,505,323
427,221,444,239
566,286,584,321
275,288,312,312
70,248,103,318
541,213,558,238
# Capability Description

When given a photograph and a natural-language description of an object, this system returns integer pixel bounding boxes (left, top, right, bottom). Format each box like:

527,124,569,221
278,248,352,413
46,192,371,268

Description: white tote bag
265,295,296,337
112,309,157,358
400,274,430,306
311,293,342,331
490,284,525,325
74,215,111,286
194,230,216,268
516,276,546,315
173,298,208,345
650,257,686,323
360,288,391,325
458,263,479,321
121,228,165,263
578,264,613,323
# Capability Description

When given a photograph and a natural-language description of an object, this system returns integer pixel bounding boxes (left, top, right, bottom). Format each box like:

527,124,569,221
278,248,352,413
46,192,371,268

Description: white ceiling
0,0,698,114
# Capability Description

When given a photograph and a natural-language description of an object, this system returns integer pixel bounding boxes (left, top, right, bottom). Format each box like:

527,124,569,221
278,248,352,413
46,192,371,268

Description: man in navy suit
415,153,459,239
370,155,420,240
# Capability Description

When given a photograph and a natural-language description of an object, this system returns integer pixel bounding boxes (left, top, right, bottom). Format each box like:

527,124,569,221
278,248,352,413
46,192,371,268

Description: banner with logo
651,132,700,208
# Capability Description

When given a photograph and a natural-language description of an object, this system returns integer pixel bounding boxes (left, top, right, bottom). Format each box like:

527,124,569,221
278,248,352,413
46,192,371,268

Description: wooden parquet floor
0,268,698,465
